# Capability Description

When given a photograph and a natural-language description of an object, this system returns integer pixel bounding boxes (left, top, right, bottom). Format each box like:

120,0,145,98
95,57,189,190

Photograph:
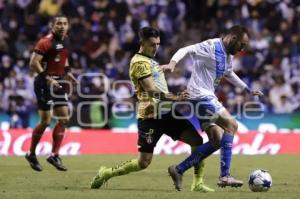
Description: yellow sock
106,159,142,179
192,146,205,185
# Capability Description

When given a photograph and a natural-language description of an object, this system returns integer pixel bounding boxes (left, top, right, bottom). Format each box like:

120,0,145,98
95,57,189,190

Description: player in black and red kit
25,15,77,172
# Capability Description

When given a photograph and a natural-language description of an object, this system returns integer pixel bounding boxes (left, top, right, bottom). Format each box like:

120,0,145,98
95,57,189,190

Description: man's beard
228,44,236,55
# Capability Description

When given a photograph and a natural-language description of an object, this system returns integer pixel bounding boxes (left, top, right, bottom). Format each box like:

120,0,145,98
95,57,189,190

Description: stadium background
0,0,300,156
1,1,300,199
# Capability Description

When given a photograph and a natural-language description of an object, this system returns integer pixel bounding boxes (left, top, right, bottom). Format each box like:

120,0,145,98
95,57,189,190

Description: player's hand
177,90,190,101
160,61,176,72
250,90,264,96
160,64,175,72
46,77,62,88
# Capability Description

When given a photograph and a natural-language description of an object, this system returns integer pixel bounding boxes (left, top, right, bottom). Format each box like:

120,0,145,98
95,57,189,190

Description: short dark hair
226,25,249,39
138,27,160,41
51,14,68,24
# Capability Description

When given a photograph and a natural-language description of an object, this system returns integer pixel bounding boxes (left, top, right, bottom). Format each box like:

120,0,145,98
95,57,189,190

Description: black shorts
137,111,197,153
34,75,69,111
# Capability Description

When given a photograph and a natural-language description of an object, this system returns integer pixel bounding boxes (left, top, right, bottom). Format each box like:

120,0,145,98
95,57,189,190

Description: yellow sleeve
133,61,151,80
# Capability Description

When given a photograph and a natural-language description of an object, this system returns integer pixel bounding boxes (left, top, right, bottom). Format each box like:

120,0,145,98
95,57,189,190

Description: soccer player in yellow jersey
90,27,214,192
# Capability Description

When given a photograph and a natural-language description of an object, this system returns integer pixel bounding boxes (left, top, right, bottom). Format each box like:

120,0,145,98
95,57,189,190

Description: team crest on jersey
54,54,61,62
137,63,147,75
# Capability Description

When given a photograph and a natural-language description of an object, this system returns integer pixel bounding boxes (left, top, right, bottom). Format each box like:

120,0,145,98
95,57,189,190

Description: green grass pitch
0,155,299,199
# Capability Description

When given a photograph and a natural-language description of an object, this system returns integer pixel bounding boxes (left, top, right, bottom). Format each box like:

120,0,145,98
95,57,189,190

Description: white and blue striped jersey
171,38,248,99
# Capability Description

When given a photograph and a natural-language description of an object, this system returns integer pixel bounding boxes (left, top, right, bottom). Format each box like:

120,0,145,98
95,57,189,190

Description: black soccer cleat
46,155,67,171
25,153,43,172
168,165,183,191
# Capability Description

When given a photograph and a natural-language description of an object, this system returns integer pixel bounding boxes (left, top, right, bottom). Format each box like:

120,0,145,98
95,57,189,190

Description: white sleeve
224,70,249,90
171,44,197,63
171,41,212,63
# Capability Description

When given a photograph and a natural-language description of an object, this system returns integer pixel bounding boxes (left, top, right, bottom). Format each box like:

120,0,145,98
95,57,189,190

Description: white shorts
191,96,225,130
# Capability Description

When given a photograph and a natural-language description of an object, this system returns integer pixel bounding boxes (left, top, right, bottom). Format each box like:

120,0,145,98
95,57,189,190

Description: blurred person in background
25,15,78,172
1,0,299,129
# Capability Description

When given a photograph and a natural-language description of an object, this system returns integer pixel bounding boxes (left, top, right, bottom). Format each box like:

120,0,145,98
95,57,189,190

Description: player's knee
39,120,51,127
211,140,220,149
208,137,220,149
138,159,151,169
227,120,238,134
222,119,238,135
58,119,69,128
206,125,223,148
189,137,203,147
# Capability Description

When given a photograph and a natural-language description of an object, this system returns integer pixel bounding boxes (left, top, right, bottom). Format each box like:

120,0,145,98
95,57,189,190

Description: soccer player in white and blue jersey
162,25,263,190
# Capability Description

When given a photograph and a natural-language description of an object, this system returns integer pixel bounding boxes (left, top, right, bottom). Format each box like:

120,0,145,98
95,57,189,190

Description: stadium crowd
0,0,300,128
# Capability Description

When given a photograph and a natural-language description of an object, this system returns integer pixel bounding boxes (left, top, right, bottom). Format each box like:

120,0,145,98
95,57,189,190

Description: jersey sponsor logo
56,44,64,50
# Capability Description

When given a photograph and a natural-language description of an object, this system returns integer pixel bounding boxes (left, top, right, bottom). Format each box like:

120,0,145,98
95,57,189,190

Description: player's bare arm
139,76,190,101
29,52,61,88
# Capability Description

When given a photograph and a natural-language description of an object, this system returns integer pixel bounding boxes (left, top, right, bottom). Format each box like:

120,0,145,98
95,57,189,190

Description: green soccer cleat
90,166,110,189
191,183,215,192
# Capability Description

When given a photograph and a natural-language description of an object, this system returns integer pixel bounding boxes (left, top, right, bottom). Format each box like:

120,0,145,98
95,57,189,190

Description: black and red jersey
34,32,69,76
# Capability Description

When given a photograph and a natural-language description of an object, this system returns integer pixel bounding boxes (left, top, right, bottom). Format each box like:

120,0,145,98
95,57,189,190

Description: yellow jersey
129,53,170,119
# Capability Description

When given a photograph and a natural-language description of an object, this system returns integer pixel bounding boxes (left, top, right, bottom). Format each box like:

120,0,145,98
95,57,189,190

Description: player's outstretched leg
191,160,215,192
168,142,216,191
90,159,142,189
190,146,215,192
168,165,183,191
25,153,43,172
91,166,109,189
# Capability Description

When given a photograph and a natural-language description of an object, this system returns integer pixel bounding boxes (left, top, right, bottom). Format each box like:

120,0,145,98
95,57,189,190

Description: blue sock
220,133,234,177
176,142,216,174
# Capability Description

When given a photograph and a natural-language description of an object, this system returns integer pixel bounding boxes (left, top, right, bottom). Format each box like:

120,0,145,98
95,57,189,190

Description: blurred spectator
0,0,300,128
38,0,62,17
269,75,294,113
8,95,31,128
274,95,300,114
